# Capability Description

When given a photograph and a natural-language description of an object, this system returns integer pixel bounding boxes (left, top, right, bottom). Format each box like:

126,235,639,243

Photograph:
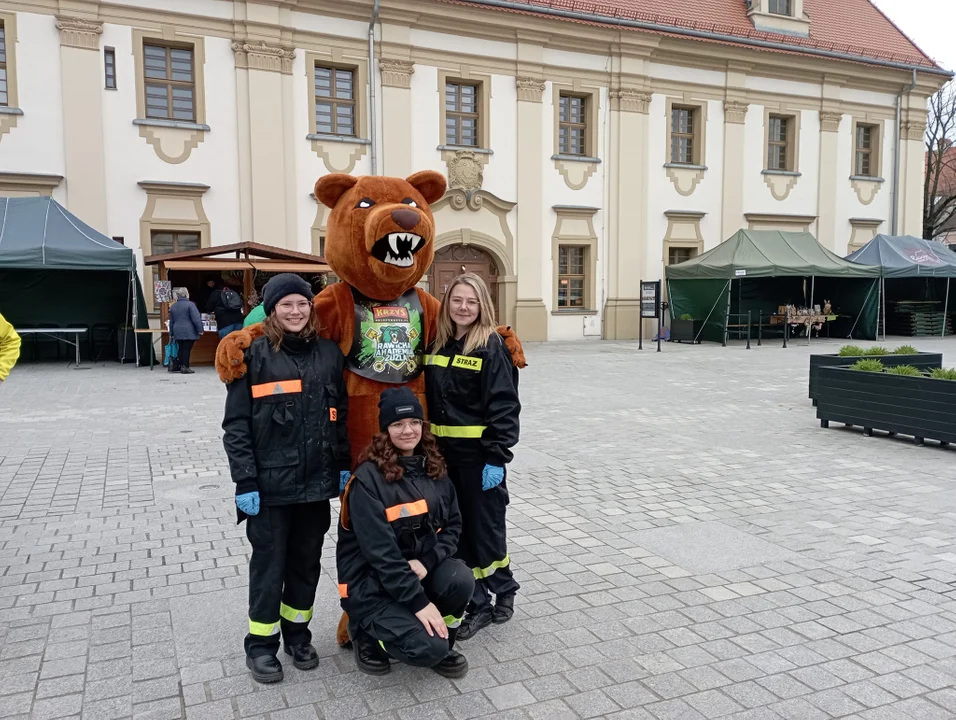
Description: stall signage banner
154,280,172,303
640,281,660,319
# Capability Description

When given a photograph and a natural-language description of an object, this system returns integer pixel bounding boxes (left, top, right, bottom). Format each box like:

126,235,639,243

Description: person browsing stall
424,272,521,640
168,287,203,374
222,273,351,684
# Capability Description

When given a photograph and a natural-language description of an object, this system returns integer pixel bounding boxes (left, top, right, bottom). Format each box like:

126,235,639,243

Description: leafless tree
923,82,956,240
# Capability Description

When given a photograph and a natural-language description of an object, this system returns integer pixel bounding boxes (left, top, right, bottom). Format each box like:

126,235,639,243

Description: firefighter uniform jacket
424,333,520,467
222,333,350,505
337,457,462,619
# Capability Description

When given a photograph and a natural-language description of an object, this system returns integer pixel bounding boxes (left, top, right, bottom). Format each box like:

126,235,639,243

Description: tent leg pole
944,278,951,339
131,271,140,367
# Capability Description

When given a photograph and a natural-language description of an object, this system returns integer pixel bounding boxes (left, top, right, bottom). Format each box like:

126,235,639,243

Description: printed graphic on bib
348,288,425,384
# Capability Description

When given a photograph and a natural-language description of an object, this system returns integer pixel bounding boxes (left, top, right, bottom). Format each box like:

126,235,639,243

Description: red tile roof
441,0,945,72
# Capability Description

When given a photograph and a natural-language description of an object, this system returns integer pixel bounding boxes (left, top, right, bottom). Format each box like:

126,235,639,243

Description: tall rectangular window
670,106,696,164
557,246,586,309
446,81,479,147
0,21,8,107
314,65,355,136
559,94,588,156
767,115,791,171
104,47,116,90
855,123,878,177
769,0,792,15
143,43,195,121
150,231,201,255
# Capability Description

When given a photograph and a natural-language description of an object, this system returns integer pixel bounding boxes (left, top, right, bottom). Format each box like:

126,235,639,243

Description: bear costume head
314,171,447,301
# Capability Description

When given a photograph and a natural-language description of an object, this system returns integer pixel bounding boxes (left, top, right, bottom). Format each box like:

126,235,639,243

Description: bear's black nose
391,208,419,230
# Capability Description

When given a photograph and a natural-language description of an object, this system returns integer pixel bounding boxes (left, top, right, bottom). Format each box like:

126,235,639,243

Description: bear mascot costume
216,171,525,648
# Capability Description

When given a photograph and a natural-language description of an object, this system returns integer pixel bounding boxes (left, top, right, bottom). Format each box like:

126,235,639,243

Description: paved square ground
2,336,956,720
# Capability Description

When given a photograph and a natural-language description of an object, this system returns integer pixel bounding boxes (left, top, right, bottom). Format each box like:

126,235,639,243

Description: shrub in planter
930,367,956,381
850,359,884,372
893,345,918,355
670,316,703,343
864,346,890,356
838,345,866,357
809,346,942,404
885,365,922,376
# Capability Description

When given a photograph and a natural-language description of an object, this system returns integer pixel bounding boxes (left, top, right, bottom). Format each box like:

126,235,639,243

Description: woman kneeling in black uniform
337,387,473,678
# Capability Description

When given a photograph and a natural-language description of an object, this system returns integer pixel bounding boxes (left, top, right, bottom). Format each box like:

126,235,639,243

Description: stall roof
0,196,134,271
845,234,956,278
665,229,881,280
143,241,326,266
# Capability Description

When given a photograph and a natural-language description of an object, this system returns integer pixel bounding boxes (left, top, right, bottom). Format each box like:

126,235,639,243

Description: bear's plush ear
314,174,359,209
405,171,447,205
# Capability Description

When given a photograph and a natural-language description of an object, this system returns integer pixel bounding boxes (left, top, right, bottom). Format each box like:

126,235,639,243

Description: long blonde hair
435,272,496,355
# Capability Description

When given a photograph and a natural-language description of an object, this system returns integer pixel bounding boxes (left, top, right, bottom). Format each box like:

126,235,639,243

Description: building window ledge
133,118,211,132
664,163,707,172
0,107,24,117
307,133,370,145
665,164,707,197
551,309,597,316
437,145,493,155
849,175,885,183
552,153,601,164
761,169,801,178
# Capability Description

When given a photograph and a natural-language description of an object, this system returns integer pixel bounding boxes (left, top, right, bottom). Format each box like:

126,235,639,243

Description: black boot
433,627,468,678
492,594,515,624
457,606,493,641
284,643,319,671
246,654,284,684
353,629,391,676
181,367,195,374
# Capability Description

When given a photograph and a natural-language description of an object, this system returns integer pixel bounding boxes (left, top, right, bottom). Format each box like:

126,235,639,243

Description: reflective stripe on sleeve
430,424,486,438
443,614,463,629
337,584,348,599
473,553,511,580
424,354,449,367
384,499,429,522
248,619,280,636
251,379,303,398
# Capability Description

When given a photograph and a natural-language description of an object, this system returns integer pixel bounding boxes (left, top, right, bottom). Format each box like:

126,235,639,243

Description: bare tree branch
924,82,956,240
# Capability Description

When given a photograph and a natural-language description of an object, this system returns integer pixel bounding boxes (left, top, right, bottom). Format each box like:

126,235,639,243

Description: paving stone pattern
1,337,956,719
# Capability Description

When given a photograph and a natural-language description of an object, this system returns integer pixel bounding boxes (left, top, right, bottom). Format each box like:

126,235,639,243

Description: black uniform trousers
358,558,474,668
245,500,331,658
450,465,520,610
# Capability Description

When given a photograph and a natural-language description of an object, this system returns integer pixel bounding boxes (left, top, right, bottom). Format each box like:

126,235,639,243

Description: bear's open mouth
371,232,424,268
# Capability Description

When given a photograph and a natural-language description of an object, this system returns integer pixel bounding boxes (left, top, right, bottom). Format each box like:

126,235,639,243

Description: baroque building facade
0,0,948,340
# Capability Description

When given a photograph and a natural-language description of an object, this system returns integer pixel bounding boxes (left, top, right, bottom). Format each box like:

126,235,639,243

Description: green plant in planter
864,346,890,356
885,365,922,377
838,345,866,356
930,367,956,381
893,345,918,355
679,313,694,321
851,359,884,372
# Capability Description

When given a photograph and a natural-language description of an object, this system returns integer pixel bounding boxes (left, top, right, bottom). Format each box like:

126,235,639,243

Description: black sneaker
353,630,391,675
432,649,469,678
284,643,319,671
457,607,493,641
246,654,284,684
492,595,515,624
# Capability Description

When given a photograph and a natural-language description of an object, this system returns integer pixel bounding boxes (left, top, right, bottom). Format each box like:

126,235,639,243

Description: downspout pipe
454,0,954,78
369,0,380,175
891,69,918,236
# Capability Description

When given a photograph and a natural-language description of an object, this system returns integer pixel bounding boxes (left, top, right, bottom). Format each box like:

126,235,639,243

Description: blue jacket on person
169,299,203,341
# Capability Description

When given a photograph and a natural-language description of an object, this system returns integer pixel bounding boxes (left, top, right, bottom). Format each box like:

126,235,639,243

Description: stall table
16,327,87,367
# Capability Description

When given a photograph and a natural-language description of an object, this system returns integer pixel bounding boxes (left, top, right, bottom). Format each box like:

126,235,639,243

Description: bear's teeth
409,235,422,251
388,234,400,256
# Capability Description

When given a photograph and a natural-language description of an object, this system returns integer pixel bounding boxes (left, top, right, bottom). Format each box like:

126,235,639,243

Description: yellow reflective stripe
424,354,449,367
279,603,313,624
443,614,463,629
452,355,482,371
249,619,280,636
430,424,486,438
473,554,511,580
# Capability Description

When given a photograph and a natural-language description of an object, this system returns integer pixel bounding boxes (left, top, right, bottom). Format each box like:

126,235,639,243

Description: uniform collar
281,334,313,354
398,454,427,475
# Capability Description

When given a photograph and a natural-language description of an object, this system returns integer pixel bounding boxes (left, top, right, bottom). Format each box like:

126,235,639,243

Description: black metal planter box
670,319,703,344
816,366,956,446
809,352,942,405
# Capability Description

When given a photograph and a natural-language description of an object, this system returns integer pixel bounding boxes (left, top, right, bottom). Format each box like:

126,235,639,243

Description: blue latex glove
339,470,351,494
482,464,504,491
236,491,260,516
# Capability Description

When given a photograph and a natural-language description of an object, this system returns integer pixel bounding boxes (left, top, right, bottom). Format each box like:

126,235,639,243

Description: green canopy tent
665,230,882,343
0,196,149,363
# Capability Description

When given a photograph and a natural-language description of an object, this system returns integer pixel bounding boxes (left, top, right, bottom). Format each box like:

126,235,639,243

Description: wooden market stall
144,242,330,365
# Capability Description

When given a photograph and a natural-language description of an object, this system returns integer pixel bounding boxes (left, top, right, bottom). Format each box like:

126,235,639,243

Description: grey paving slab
2,337,956,720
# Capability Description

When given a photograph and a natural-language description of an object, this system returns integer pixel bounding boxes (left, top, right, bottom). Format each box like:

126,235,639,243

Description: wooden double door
427,245,499,315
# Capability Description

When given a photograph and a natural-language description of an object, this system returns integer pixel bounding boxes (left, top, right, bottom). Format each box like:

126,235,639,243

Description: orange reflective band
338,584,348,598
251,379,303,398
384,499,428,522
330,408,338,421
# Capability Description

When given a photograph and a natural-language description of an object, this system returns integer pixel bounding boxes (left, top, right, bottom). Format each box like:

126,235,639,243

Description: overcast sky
871,0,956,73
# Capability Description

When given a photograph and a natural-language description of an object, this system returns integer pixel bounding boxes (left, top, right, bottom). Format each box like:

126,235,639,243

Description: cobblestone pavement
2,336,956,720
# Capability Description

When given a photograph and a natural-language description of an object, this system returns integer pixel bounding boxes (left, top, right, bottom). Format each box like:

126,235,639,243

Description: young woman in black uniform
424,272,521,640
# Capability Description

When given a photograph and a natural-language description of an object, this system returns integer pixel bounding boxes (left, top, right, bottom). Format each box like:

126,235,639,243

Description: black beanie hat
378,386,424,431
262,273,314,315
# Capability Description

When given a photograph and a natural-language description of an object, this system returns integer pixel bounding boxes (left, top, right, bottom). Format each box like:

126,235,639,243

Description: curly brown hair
358,424,447,482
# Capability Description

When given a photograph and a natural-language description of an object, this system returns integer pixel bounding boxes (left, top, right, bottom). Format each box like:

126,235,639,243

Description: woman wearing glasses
222,274,351,684
424,272,521,640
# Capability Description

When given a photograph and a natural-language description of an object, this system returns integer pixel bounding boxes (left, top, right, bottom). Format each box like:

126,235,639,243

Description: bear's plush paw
337,611,352,648
497,325,527,369
215,324,265,383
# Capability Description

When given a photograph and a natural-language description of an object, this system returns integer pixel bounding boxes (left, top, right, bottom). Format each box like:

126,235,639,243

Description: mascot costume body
216,171,525,647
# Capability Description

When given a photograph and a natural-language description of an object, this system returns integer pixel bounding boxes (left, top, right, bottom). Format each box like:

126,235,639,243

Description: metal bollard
746,311,751,350
757,311,762,346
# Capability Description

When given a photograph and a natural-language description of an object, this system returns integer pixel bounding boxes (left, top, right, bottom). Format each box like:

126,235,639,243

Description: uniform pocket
324,383,340,423
258,447,299,469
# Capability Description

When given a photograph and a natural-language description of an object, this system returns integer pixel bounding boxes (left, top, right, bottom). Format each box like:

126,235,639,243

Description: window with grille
769,0,792,14
151,231,201,255
670,106,696,164
557,246,587,309
559,94,588,156
143,43,195,121
0,22,8,107
855,123,878,177
104,47,116,90
767,115,791,171
446,81,479,147
314,65,355,137
668,247,698,266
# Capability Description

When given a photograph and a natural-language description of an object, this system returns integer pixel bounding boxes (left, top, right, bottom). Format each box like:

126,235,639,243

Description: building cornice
232,39,296,74
55,16,103,50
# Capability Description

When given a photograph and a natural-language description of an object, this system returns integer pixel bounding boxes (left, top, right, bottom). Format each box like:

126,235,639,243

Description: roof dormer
746,0,810,38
